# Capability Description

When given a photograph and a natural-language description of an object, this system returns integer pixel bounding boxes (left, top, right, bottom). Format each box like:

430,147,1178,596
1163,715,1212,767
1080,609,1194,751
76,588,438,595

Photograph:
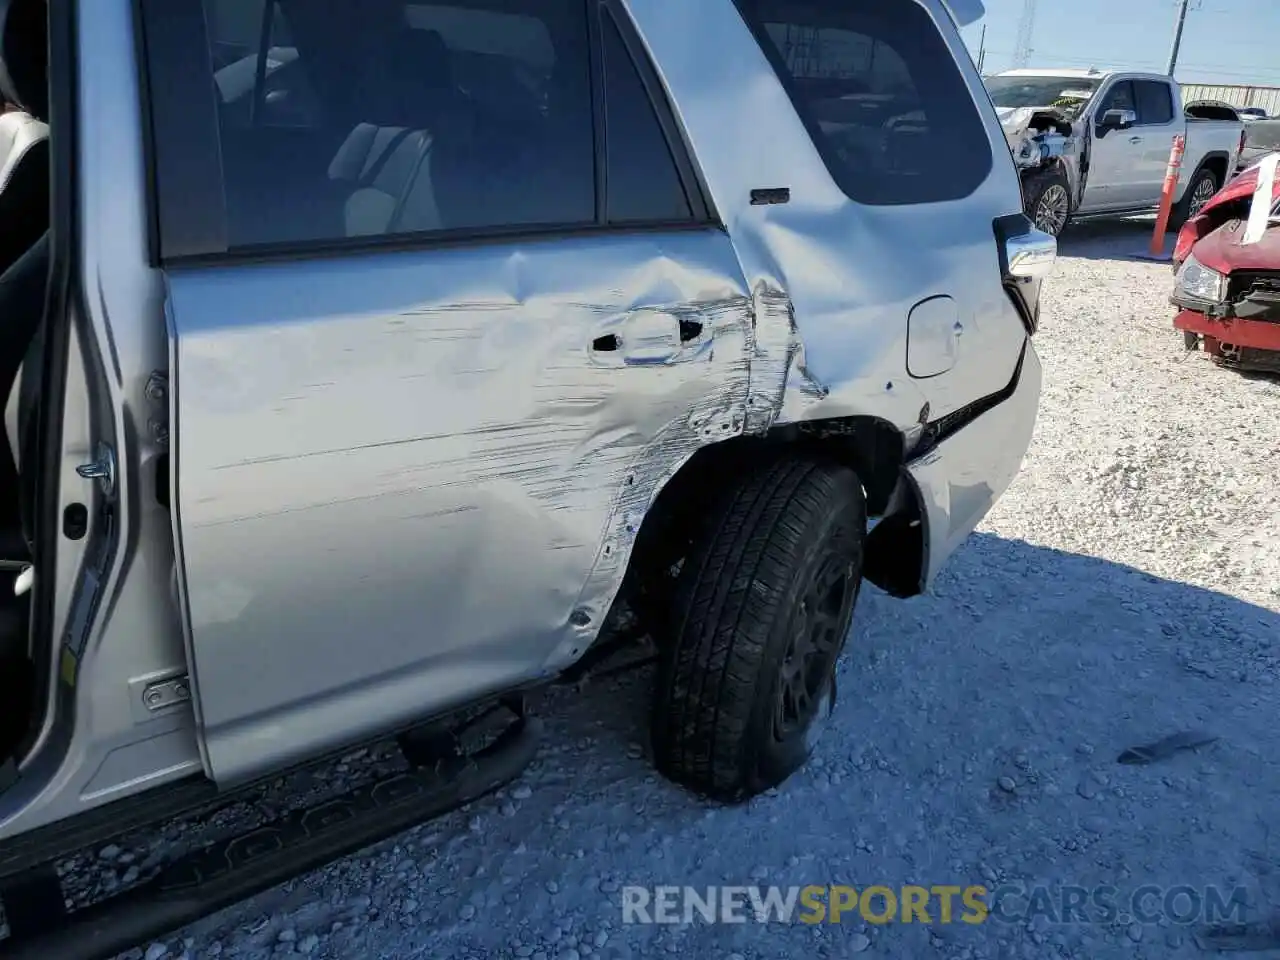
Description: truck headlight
1174,255,1226,303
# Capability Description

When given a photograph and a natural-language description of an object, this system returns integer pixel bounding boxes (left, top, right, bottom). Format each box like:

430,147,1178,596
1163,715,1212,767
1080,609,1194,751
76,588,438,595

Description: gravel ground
103,222,1279,960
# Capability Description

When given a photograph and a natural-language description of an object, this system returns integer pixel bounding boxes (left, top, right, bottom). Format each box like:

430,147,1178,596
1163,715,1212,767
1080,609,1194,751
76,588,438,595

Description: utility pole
1013,0,1037,69
1167,0,1191,76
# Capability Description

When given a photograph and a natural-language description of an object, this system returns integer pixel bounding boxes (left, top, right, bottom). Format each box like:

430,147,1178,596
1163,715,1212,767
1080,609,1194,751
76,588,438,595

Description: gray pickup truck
1240,119,1280,173
0,0,1049,956
989,69,1246,236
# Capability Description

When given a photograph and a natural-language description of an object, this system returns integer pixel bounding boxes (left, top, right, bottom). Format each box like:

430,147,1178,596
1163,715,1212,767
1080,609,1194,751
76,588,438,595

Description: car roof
993,68,1173,84
994,68,1105,79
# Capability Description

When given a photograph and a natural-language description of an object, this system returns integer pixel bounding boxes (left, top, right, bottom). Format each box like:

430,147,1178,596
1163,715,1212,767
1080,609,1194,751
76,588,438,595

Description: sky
958,0,1280,87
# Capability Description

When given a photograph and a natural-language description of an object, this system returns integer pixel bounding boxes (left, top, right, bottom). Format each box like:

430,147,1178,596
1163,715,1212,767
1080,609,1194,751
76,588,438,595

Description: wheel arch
619,415,925,618
1184,151,1230,199
1021,159,1074,200
1020,162,1074,236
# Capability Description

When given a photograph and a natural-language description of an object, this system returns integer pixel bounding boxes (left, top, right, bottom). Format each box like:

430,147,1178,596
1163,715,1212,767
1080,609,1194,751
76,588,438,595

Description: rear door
140,0,751,783
1082,79,1146,210
1131,78,1182,202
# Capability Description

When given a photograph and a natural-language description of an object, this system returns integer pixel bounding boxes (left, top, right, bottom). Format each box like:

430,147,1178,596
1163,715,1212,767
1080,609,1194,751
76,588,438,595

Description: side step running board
0,712,540,960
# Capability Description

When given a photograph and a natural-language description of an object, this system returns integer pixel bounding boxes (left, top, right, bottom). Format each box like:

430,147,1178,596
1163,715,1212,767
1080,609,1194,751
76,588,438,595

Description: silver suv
0,0,1050,955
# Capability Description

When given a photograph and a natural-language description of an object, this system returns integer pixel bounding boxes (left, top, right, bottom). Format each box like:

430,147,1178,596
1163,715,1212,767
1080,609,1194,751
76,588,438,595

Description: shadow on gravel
1228,367,1280,386
160,533,1280,960
1057,217,1173,264
577,530,1280,768
504,531,1280,960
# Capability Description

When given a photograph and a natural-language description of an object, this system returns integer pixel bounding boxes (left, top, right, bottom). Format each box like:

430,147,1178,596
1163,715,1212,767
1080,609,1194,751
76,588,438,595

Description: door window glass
1098,80,1137,118
200,0,597,247
1134,80,1175,126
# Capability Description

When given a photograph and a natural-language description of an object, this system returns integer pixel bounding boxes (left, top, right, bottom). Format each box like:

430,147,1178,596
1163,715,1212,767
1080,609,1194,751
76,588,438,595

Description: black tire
1170,166,1220,231
1023,168,1072,237
651,455,865,802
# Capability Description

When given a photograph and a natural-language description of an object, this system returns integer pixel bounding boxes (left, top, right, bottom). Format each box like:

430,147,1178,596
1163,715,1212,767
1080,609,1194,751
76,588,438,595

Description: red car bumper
1174,308,1280,351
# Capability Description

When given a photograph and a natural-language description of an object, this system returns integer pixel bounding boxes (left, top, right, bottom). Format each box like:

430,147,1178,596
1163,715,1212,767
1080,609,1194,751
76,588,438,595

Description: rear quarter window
734,0,993,206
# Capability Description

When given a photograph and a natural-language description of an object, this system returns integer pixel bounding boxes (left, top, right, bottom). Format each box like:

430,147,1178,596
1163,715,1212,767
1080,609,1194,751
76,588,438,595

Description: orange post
1150,134,1187,256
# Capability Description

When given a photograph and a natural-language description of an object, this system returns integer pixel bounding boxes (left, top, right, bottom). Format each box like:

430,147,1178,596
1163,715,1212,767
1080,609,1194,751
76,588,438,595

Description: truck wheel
1024,168,1072,237
650,455,865,802
1171,167,1219,230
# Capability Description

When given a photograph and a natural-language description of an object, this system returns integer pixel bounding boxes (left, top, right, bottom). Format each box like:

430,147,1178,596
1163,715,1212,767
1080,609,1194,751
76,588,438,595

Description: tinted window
211,1,320,131
201,0,596,248
601,11,692,224
1098,80,1136,117
1135,80,1174,125
734,0,992,206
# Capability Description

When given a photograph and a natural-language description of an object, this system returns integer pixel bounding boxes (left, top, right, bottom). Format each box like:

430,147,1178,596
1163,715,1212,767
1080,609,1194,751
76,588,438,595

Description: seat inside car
323,13,578,238
0,0,48,276
0,0,51,567
221,0,593,246
0,0,51,761
326,26,461,236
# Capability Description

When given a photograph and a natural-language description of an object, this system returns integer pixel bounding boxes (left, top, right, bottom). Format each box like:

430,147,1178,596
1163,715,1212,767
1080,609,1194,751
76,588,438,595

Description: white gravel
107,221,1279,960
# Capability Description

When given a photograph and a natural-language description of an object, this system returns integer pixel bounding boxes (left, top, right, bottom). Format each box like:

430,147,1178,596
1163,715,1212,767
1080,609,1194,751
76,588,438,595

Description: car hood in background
1192,217,1280,275
1207,153,1280,218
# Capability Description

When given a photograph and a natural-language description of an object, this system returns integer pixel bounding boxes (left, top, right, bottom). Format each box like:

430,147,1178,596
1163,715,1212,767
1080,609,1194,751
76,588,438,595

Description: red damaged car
1171,156,1280,372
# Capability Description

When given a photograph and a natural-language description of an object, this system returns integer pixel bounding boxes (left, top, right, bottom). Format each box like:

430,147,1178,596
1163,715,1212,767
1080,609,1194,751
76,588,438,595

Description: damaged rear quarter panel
621,0,1039,595
623,0,1030,429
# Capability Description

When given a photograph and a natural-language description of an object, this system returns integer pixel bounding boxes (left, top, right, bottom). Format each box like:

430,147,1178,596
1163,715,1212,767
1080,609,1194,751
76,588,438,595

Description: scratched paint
168,230,757,782
165,0,1042,786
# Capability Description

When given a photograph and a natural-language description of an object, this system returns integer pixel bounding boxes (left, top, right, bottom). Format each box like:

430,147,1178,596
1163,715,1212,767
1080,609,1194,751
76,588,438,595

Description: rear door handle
1129,136,1144,144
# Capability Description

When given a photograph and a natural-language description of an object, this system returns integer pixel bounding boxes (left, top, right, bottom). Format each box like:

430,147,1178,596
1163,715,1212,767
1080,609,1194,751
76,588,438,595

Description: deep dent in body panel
163,0,1034,786
168,232,761,780
550,296,756,665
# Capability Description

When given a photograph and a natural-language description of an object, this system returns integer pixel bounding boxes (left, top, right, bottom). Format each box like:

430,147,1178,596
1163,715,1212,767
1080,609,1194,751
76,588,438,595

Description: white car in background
989,69,1246,236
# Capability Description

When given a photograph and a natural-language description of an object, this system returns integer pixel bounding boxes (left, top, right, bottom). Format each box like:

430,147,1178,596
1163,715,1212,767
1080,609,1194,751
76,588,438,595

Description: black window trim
135,0,720,267
137,0,229,261
600,0,714,225
586,0,608,226
728,0,995,208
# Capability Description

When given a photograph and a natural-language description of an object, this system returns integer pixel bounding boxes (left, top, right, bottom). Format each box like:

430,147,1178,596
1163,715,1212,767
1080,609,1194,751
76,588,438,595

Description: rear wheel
1171,167,1220,230
1024,168,1072,237
650,455,865,802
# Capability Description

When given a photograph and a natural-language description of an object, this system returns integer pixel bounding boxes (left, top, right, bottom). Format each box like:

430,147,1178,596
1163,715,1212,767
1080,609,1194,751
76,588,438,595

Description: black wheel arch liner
1186,151,1232,194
